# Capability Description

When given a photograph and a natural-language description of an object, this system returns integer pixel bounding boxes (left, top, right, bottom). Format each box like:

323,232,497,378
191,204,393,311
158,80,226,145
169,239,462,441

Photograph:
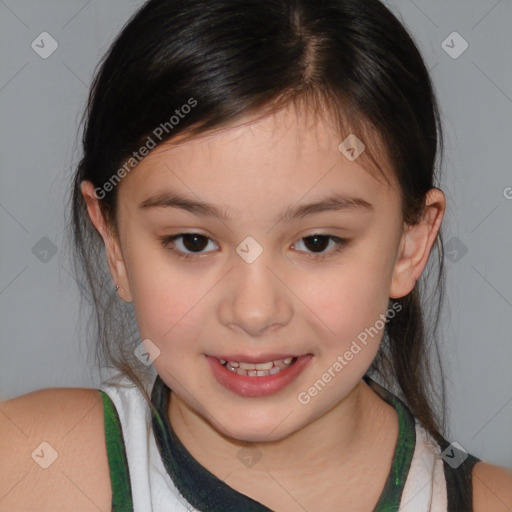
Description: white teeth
221,357,297,377
255,361,274,370
231,358,295,370
238,361,275,370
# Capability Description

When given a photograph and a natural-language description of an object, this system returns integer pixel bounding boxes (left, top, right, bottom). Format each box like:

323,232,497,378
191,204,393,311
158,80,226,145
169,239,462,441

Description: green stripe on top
98,390,134,512
364,377,417,512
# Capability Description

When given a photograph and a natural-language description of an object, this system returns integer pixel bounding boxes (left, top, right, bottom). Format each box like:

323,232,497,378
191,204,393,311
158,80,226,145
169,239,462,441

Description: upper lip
208,353,303,363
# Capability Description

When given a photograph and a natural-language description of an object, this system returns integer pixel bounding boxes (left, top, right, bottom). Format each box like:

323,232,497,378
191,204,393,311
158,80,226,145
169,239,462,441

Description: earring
115,284,120,292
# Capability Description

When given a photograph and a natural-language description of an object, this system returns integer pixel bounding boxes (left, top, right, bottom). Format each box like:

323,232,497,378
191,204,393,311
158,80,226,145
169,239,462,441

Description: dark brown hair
69,0,447,444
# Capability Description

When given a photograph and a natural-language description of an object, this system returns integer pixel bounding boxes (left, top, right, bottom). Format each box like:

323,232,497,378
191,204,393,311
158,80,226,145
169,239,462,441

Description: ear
80,181,133,302
389,188,445,299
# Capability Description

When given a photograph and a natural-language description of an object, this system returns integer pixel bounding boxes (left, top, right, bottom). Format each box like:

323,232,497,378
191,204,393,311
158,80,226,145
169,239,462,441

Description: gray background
0,0,511,468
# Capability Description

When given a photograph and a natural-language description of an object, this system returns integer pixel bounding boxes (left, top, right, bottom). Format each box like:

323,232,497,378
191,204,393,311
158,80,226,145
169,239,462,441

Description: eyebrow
139,191,374,223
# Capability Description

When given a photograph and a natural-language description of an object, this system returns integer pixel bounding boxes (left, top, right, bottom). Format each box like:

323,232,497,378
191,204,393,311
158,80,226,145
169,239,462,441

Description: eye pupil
183,234,208,252
304,235,328,253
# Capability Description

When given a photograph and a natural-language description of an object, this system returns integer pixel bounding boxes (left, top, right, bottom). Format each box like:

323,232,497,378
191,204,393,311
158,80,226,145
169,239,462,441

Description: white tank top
99,374,470,511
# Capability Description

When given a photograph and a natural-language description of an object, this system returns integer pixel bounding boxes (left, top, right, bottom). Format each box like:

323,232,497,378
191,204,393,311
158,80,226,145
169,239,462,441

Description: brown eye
302,235,331,252
179,234,210,252
160,233,218,259
159,233,347,262
293,235,347,260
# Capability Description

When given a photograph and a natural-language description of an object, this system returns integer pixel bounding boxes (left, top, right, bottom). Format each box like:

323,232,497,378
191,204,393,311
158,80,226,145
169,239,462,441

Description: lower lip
206,355,313,397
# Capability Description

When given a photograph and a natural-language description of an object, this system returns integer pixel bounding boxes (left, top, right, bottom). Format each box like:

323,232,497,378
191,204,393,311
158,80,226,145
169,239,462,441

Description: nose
217,255,293,337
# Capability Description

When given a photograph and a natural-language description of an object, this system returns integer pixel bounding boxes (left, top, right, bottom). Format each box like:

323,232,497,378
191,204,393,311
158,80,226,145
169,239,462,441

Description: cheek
126,244,208,344
134,285,209,348
302,251,393,342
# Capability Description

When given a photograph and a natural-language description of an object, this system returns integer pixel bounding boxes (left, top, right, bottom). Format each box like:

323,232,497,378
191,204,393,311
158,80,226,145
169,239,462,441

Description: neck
167,379,393,480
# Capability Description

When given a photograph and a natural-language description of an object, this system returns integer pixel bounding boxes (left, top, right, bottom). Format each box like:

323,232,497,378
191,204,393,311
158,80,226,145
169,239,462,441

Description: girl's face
84,104,439,442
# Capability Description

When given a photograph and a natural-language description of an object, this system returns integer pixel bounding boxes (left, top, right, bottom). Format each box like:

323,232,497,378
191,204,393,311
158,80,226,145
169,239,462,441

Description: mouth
206,354,312,397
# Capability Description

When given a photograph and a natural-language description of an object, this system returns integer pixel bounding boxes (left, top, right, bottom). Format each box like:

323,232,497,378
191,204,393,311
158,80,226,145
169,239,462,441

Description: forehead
118,103,399,215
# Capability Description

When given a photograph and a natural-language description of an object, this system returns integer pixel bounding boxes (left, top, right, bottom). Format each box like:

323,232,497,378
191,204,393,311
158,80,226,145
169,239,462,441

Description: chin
207,408,300,444
222,425,291,444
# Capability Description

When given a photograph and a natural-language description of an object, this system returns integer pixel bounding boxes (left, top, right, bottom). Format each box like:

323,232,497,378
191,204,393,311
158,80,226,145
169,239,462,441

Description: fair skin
87,103,428,508
91,102,429,509
1,103,511,511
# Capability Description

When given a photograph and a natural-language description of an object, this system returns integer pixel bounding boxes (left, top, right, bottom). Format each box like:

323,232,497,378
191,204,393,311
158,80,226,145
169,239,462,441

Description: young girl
1,0,511,510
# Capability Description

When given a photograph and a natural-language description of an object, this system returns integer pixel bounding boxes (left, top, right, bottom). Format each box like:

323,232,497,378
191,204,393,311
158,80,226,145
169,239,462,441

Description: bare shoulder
0,387,111,512
472,461,512,512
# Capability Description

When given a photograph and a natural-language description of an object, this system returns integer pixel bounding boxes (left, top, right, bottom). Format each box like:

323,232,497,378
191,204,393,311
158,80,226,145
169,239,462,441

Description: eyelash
158,233,348,261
